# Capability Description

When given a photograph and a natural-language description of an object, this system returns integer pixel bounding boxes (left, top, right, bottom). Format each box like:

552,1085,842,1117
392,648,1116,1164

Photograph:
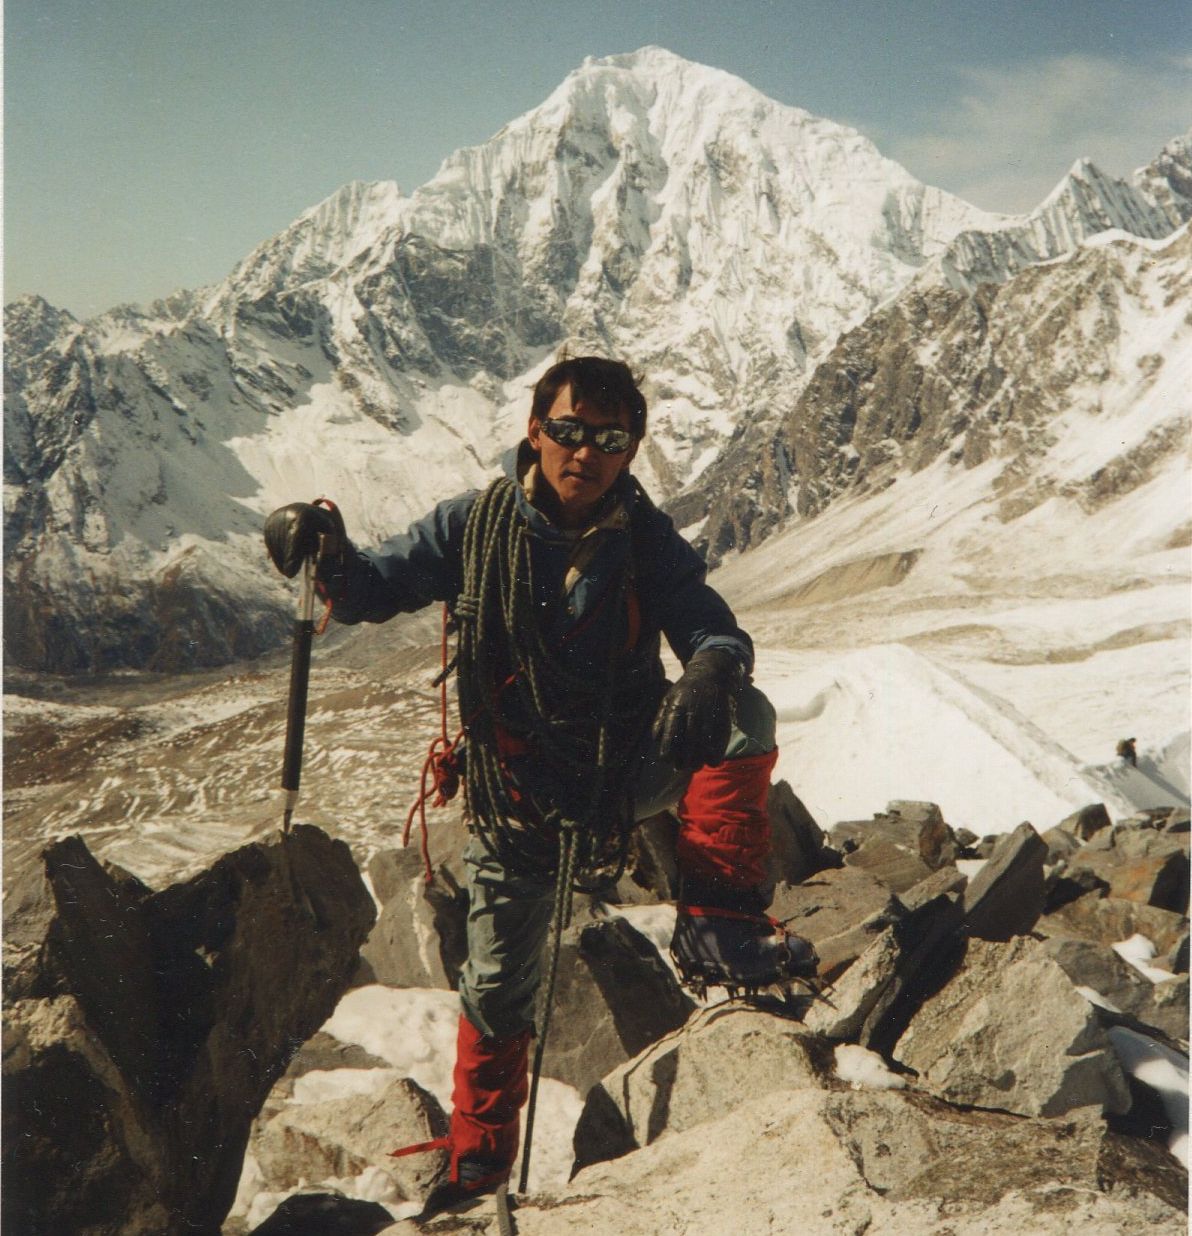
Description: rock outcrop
2,826,375,1236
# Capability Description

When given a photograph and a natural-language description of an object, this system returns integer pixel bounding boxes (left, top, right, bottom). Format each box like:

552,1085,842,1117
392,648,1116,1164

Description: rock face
2,826,375,1236
547,1011,1185,1236
894,936,1132,1118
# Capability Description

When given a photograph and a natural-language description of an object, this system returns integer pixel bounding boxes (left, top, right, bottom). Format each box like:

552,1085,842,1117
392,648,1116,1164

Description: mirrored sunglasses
539,417,634,455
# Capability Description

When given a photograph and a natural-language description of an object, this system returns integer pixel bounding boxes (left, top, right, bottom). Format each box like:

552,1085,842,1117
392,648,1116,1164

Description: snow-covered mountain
674,223,1192,560
4,47,1189,673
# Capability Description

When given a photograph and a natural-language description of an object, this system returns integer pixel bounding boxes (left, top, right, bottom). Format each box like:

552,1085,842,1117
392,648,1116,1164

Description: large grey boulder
250,1074,446,1208
962,821,1048,939
3,826,375,1236
895,936,1132,1118
359,849,467,989
572,1005,835,1171
540,914,695,1095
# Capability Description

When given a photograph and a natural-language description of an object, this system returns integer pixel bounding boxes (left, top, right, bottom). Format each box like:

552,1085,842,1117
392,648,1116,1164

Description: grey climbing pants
457,683,777,1037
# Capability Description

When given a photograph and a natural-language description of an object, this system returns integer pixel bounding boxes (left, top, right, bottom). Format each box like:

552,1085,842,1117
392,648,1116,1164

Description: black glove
651,648,745,771
264,500,346,578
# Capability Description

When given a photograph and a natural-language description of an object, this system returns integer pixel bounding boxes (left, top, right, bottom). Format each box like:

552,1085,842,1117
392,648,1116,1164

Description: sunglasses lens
543,419,585,447
541,418,632,454
593,428,632,453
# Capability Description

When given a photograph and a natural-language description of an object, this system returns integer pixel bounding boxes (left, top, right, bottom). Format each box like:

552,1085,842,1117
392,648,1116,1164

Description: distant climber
263,355,818,1217
1116,737,1138,767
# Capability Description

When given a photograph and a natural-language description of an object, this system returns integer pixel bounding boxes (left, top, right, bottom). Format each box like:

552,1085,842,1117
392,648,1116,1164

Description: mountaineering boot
670,873,819,994
413,1014,531,1220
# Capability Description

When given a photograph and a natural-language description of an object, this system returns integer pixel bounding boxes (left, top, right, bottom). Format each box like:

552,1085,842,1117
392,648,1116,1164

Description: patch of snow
834,1044,907,1090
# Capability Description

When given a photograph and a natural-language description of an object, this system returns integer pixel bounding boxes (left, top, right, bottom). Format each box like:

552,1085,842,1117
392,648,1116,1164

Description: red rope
403,606,464,883
388,1135,450,1159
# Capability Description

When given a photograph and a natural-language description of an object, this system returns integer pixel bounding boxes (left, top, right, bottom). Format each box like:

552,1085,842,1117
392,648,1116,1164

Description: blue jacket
329,444,753,676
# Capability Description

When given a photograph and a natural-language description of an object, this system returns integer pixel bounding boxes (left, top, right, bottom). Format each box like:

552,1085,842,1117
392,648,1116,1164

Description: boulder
572,1004,836,1171
1040,892,1188,955
769,865,901,943
2,826,375,1236
248,1191,394,1236
540,914,695,1095
1038,935,1189,1042
897,864,967,913
251,1074,446,1206
843,837,933,892
803,894,966,1053
894,936,1132,1118
359,850,467,990
962,821,1048,940
451,1088,1188,1236
1068,846,1190,913
1056,803,1113,842
764,780,837,885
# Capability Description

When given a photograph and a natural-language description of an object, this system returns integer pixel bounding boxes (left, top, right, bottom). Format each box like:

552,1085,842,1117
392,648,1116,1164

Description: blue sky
5,0,1190,317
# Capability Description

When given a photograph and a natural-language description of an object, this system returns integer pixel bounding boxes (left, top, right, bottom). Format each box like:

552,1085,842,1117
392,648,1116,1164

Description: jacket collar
501,440,637,539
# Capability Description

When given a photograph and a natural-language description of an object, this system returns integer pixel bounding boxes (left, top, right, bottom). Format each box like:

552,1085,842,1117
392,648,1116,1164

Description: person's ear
527,415,542,453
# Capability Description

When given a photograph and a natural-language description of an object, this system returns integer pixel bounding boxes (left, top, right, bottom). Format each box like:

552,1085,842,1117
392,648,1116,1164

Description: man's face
527,385,637,528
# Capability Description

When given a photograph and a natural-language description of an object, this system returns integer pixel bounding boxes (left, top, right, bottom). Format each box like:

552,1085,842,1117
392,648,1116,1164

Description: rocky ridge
6,781,1185,1234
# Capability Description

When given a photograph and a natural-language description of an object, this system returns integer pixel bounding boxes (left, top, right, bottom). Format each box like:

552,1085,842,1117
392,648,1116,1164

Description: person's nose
573,439,599,462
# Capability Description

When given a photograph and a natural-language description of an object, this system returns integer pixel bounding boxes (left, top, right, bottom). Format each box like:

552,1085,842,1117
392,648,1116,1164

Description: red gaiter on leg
448,1013,531,1181
675,749,778,889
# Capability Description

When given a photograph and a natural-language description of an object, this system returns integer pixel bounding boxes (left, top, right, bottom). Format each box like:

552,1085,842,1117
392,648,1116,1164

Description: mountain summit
4,50,1189,673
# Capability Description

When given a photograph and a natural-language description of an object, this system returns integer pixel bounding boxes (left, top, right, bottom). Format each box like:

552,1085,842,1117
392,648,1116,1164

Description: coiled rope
453,476,660,1193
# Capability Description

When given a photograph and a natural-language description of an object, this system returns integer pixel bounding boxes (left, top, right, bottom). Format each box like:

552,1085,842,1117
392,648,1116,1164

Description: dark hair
530,356,647,438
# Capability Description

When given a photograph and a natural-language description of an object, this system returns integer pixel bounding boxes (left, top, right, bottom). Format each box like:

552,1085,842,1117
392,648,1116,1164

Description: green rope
455,477,656,885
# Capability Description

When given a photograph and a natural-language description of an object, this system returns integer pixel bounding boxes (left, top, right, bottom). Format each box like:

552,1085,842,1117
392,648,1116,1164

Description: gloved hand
651,648,744,771
264,500,347,578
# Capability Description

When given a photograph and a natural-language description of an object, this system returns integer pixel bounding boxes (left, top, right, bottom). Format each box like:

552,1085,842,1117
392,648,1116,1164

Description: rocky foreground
3,790,1187,1235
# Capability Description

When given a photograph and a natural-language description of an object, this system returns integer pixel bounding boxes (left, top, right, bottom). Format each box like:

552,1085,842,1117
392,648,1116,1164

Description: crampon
670,904,827,1011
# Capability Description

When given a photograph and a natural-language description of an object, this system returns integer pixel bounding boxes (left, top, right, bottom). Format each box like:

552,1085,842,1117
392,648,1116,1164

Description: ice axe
268,498,341,927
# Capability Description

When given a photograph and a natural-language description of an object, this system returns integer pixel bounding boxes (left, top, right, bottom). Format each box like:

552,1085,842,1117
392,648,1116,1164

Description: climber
1116,737,1138,767
264,355,817,1216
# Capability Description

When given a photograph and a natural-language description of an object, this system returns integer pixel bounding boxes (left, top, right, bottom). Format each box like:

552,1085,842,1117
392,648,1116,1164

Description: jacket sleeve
325,492,474,625
638,505,754,674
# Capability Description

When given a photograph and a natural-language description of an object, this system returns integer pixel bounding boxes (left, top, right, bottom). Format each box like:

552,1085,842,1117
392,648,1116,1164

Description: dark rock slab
541,914,695,1095
962,821,1047,940
765,780,838,886
1055,803,1113,842
3,825,375,1236
248,1191,394,1236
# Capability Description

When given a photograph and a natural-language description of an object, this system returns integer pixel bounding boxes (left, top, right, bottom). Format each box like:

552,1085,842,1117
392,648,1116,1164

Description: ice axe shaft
281,556,317,830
